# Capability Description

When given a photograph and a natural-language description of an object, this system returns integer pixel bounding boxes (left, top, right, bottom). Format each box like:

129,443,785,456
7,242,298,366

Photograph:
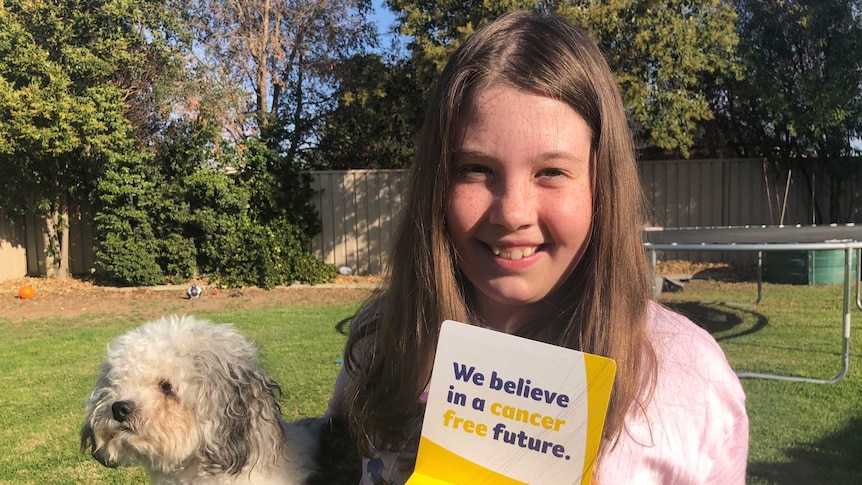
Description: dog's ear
195,348,285,475
81,364,111,456
80,422,96,455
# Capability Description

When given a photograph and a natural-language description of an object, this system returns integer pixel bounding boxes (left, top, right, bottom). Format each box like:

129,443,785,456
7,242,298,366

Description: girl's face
447,85,594,331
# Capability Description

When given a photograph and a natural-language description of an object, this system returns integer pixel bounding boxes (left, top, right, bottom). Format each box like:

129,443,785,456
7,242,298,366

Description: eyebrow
452,149,493,161
453,148,588,165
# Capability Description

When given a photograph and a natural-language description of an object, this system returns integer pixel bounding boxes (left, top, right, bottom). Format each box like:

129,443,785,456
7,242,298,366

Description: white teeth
490,246,538,260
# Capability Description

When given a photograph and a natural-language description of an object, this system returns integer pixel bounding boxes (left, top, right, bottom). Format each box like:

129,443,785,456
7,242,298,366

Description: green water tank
764,249,857,285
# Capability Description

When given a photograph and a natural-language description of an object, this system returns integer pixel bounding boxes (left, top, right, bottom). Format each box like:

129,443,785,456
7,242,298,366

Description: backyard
1,271,861,484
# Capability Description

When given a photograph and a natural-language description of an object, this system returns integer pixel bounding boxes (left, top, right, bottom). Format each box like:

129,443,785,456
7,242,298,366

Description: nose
112,401,135,422
489,179,534,231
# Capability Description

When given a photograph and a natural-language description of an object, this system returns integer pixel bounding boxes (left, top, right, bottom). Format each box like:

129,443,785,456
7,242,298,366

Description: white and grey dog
81,314,349,484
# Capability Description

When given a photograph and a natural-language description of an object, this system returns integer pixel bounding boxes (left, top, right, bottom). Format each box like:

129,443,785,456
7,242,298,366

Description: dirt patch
655,260,756,282
1,261,749,323
0,276,379,323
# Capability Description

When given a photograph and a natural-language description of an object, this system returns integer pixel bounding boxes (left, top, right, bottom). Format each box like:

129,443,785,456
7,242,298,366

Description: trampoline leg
856,248,862,311
704,250,762,307
841,247,853,381
754,250,763,305
737,247,852,384
649,249,659,299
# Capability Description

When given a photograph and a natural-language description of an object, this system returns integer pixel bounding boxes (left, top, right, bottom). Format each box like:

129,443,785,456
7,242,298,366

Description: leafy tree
305,53,423,169
177,1,377,283
713,0,862,222
113,0,192,144
1,0,336,286
164,131,332,288
385,0,740,156
0,2,124,278
0,0,187,278
185,0,377,159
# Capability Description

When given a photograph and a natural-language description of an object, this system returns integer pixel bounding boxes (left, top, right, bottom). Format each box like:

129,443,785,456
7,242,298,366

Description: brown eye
455,163,493,182
158,379,173,395
537,168,565,178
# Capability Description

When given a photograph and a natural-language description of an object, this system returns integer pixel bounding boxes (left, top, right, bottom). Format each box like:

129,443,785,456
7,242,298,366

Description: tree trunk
285,53,304,163
44,197,69,279
58,206,69,279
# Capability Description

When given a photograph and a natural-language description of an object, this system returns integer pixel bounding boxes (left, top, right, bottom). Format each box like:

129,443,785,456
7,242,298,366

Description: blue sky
371,1,409,55
372,1,397,35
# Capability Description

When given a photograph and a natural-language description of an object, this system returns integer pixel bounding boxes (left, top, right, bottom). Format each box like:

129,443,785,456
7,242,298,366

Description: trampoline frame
644,225,862,384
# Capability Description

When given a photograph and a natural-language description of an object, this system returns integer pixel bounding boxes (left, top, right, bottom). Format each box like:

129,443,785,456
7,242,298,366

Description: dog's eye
158,379,173,395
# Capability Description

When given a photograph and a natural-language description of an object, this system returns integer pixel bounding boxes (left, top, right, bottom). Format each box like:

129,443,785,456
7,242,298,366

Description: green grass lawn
1,282,861,484
0,304,355,484
660,280,862,484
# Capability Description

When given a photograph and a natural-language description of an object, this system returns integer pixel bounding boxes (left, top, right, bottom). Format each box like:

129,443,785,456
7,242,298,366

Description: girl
328,11,748,485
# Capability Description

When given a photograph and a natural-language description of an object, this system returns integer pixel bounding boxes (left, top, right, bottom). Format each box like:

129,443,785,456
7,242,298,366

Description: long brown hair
343,11,656,459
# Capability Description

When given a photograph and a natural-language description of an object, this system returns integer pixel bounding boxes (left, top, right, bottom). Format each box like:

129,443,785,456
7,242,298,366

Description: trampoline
643,224,862,384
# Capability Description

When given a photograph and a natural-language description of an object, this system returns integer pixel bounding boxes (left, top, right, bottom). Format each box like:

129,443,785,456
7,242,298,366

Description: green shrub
158,233,198,284
290,250,339,284
200,216,335,289
269,219,337,285
92,124,330,288
95,231,164,286
92,160,165,286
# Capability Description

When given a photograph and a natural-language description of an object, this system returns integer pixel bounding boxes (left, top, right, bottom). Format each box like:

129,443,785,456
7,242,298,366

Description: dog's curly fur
81,314,345,484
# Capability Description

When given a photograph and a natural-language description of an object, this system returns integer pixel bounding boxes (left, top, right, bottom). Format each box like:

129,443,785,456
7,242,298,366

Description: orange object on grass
18,285,35,300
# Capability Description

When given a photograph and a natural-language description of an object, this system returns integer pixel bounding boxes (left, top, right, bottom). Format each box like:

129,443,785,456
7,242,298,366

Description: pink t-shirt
596,302,749,484
328,301,749,484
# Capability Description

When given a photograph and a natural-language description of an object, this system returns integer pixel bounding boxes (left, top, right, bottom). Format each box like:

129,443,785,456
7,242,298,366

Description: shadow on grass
335,316,353,336
747,416,862,484
663,301,768,341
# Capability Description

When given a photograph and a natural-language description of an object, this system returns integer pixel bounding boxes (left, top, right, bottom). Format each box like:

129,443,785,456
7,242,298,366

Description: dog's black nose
112,401,135,422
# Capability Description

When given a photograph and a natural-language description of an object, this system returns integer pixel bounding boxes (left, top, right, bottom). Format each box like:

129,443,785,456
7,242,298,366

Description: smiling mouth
490,245,541,260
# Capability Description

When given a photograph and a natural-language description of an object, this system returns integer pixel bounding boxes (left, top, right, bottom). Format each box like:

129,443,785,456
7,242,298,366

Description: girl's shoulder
599,301,748,484
645,300,744,391
646,301,726,355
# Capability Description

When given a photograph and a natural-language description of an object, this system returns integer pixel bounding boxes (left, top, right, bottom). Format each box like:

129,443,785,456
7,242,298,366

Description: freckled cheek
542,192,593,243
446,186,489,234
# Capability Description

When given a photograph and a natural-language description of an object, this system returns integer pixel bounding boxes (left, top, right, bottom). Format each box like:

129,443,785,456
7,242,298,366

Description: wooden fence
308,159,862,271
307,170,410,275
0,206,96,281
0,211,27,280
2,158,860,280
640,158,847,227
